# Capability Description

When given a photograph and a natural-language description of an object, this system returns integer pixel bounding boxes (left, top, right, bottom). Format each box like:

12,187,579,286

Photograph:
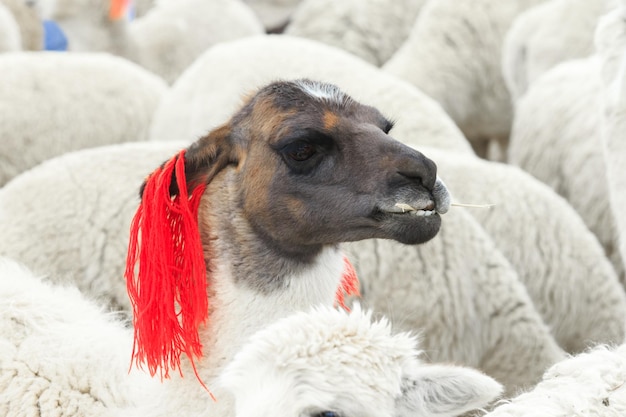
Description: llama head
220,305,503,417
171,79,450,256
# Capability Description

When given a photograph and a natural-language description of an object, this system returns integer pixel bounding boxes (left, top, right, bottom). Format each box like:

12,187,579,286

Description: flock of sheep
1,0,626,416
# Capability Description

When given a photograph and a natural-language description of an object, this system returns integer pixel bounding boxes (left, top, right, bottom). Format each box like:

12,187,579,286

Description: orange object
109,0,129,20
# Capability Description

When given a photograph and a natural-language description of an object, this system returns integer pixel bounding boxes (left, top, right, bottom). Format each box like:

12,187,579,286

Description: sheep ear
169,124,244,197
395,365,503,417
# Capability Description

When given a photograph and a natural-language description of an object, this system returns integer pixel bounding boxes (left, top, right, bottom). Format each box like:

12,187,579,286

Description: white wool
0,257,154,417
502,0,615,100
149,35,473,155
383,0,546,157
125,0,264,83
285,0,427,66
424,147,626,354
221,304,504,417
507,56,624,280
0,52,167,187
0,141,187,311
485,344,626,416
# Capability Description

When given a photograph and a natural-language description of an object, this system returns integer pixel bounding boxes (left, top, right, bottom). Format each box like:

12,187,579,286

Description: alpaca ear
138,124,243,199
395,365,503,417
168,124,244,197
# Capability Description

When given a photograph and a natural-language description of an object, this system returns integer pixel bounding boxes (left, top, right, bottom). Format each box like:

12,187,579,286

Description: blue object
43,20,68,51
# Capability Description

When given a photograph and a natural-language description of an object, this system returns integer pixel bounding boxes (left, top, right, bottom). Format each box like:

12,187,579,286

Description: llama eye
284,141,317,162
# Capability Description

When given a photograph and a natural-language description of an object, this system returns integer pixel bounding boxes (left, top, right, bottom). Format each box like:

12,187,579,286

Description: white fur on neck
150,246,346,416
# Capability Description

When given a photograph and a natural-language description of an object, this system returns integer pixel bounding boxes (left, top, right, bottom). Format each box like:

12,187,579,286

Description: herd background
2,0,626,414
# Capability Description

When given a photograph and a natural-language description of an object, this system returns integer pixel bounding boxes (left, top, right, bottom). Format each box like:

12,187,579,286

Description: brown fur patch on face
322,110,340,131
248,96,297,144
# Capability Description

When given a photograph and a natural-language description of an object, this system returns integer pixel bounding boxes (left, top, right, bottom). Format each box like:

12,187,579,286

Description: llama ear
395,364,503,417
169,124,244,197
138,124,243,199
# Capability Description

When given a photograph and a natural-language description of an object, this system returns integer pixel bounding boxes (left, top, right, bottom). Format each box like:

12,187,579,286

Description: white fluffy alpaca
383,0,546,157
284,0,427,66
221,305,504,417
484,344,626,416
0,51,167,187
502,0,615,100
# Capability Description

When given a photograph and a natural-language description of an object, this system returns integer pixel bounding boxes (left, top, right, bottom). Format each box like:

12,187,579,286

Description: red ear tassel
125,149,209,384
336,256,360,311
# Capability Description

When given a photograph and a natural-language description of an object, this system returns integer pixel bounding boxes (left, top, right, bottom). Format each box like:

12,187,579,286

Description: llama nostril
397,155,437,190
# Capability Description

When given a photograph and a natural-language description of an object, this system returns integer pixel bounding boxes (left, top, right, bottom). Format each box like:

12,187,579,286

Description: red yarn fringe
336,256,360,311
125,149,209,387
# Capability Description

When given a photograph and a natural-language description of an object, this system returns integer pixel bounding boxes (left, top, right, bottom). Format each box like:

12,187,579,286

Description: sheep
148,34,626,354
382,0,546,158
0,2,21,51
123,0,264,83
41,0,264,83
2,78,456,415
597,2,626,283
0,257,503,417
0,141,190,311
506,55,625,281
483,344,626,417
149,35,474,156
284,0,427,66
423,146,626,354
220,304,504,417
502,0,616,101
0,51,167,187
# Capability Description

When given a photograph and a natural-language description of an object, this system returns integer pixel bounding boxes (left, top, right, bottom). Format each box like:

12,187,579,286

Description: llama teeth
394,203,416,212
411,210,435,217
393,203,436,216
